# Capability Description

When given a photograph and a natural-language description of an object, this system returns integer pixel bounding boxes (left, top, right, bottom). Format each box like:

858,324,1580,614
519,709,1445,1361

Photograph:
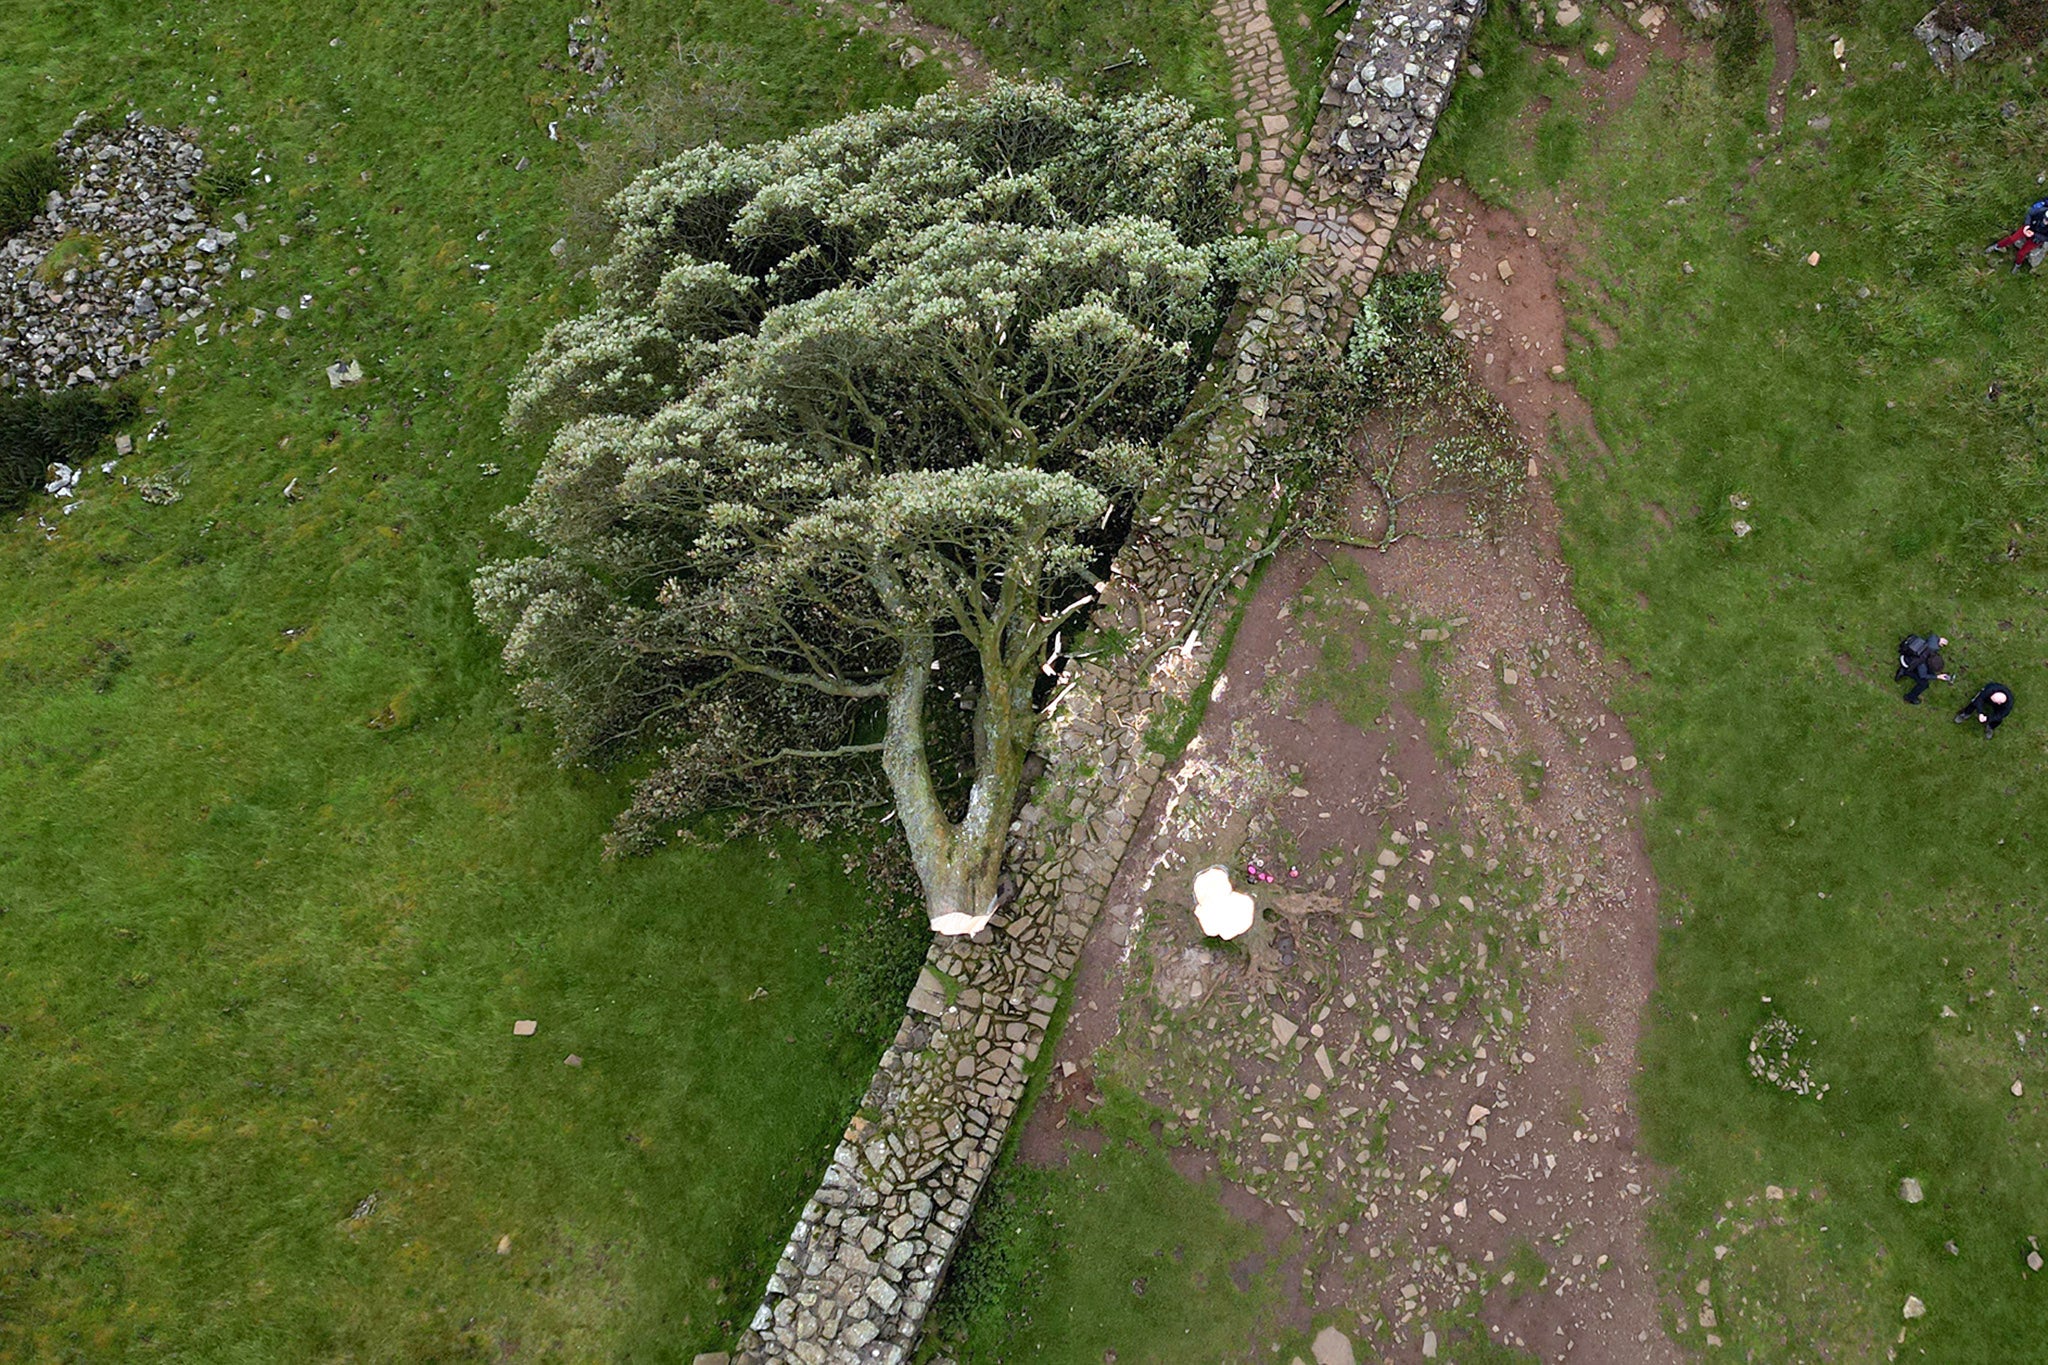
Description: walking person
1954,682,2014,738
1895,633,1952,704
1988,198,2048,272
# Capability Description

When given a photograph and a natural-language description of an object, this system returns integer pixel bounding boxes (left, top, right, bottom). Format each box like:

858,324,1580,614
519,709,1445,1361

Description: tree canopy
476,80,1275,932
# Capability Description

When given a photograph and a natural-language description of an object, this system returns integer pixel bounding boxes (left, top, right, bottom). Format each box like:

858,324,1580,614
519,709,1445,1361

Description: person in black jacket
1895,634,1951,704
1954,682,2014,738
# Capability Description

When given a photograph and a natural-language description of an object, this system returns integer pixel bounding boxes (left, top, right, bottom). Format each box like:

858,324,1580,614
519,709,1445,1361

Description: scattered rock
1900,1177,1924,1204
1913,8,1991,71
513,1019,538,1036
1311,1325,1357,1365
325,358,364,388
1154,945,1227,1010
1903,1294,1926,1320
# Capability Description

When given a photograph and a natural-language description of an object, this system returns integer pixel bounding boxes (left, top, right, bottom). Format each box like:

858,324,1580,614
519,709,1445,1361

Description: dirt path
1764,0,1798,133
1018,12,1696,1364
812,0,992,88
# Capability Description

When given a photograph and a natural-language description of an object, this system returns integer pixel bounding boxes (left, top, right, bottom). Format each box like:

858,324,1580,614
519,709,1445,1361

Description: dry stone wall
1311,0,1487,229
730,3,1486,1356
732,277,1346,1365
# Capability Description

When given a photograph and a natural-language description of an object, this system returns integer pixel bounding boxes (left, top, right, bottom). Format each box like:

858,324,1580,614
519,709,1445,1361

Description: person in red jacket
1988,199,2048,272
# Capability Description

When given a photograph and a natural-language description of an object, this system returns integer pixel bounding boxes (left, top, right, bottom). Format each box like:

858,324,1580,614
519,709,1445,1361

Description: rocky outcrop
0,113,235,392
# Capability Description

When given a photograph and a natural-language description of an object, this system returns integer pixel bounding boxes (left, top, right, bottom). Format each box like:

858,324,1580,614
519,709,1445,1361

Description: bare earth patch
1019,39,1700,1365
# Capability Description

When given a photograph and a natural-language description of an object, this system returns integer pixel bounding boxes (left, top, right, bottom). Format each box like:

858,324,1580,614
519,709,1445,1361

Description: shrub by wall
0,147,63,242
0,386,136,511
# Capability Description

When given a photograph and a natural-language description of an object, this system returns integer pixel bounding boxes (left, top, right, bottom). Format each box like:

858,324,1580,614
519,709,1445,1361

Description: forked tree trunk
881,626,1036,935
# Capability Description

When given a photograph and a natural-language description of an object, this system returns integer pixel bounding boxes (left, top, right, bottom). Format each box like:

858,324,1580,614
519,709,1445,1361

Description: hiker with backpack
1896,633,1952,704
1955,682,2014,738
1988,198,2048,272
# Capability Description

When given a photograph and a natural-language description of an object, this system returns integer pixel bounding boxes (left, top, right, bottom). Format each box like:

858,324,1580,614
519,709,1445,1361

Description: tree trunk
880,624,1036,935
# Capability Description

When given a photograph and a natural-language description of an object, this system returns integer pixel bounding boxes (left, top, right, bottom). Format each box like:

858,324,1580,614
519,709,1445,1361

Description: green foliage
1290,266,1528,547
1534,106,1582,183
0,144,61,240
192,150,252,215
0,384,135,510
1422,2,1577,204
902,0,1234,123
1715,0,1768,86
481,81,1256,920
823,842,943,1044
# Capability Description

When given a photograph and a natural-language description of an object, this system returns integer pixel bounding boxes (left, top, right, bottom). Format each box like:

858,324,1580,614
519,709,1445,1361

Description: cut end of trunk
929,904,996,937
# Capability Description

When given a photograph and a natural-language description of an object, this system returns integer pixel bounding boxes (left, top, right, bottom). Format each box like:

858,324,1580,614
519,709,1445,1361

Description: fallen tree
477,81,1278,932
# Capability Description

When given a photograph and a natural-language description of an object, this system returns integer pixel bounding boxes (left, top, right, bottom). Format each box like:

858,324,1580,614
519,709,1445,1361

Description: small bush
0,147,64,241
1715,0,1768,85
193,154,252,216
0,386,138,511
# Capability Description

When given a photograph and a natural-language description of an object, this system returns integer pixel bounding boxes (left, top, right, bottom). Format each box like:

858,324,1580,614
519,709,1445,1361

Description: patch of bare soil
1764,0,1798,134
1018,24,1706,1365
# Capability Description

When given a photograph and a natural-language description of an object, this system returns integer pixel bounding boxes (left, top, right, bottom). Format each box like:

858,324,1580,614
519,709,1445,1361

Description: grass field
1430,0,2048,1355
0,2,950,1358
903,0,1234,120
920,1090,1287,1364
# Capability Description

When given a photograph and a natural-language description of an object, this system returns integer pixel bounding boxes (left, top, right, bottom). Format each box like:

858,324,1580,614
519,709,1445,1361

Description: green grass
922,1089,1285,1363
0,0,946,1357
1432,2,2048,1356
902,0,1234,120
1296,558,1404,732
1266,0,1350,115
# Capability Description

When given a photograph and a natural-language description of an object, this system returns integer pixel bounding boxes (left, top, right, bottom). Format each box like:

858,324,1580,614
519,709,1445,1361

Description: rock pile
1913,6,1992,71
1311,0,1487,216
563,12,623,117
1747,1012,1827,1099
0,112,235,392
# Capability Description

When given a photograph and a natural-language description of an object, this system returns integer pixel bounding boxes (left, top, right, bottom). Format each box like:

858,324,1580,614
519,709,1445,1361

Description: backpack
1900,634,1929,662
2030,200,2048,231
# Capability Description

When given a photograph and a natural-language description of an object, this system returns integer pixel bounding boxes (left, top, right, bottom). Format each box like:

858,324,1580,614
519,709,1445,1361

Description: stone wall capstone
1310,0,1487,224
